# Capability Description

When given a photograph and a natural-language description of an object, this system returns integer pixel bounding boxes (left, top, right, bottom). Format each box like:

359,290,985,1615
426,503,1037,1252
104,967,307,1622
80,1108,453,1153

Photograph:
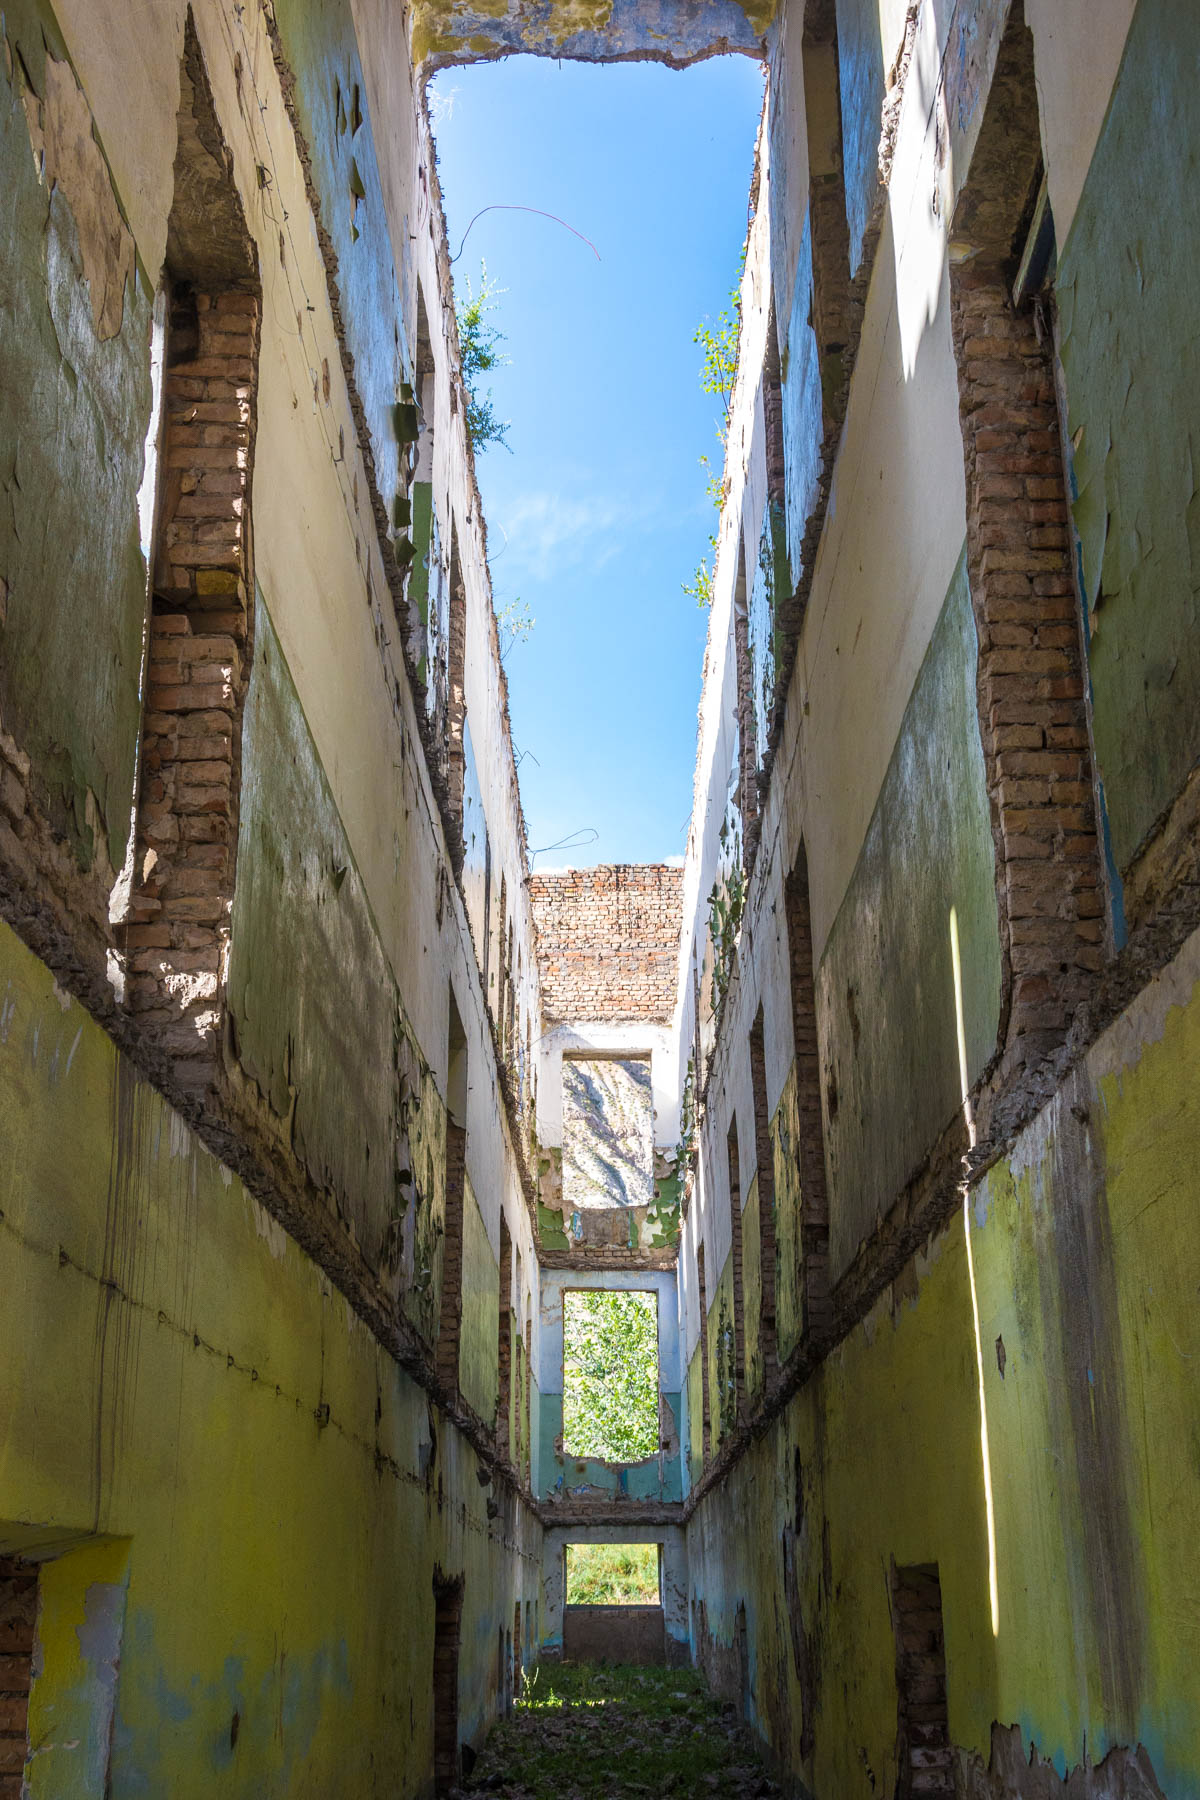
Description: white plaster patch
251,1196,287,1262
50,980,72,1013
1090,925,1200,1087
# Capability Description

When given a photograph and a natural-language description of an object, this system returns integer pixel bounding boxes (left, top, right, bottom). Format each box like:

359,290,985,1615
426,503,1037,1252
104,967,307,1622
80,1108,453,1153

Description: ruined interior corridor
2,0,1200,1796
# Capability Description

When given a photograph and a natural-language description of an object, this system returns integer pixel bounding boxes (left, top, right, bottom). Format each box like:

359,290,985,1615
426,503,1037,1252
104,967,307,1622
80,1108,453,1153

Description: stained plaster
1056,0,1200,875
814,550,1001,1282
0,3,151,873
0,918,542,1796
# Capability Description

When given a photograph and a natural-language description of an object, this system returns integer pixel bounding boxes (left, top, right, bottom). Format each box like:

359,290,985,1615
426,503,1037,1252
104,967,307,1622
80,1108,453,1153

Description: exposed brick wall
0,1558,35,1800
748,1010,777,1382
892,1563,953,1798
726,1124,746,1419
948,7,1104,1074
123,286,259,1088
785,847,832,1343
436,1118,467,1390
529,864,683,1023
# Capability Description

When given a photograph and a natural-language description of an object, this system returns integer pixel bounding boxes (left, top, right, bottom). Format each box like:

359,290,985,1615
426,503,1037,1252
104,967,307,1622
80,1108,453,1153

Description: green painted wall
460,1175,499,1425
228,588,446,1344
1057,0,1200,874
816,549,1001,1281
0,0,151,871
0,918,540,1798
687,928,1200,1796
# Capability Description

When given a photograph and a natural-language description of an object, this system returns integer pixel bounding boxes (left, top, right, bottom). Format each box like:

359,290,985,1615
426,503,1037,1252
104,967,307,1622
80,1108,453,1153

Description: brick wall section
891,1563,953,1797
0,1558,36,1800
727,1126,746,1419
696,1243,711,1467
950,275,1102,1060
785,848,832,1344
948,9,1104,1075
123,288,259,1085
529,864,683,1023
748,1011,777,1382
436,1119,467,1390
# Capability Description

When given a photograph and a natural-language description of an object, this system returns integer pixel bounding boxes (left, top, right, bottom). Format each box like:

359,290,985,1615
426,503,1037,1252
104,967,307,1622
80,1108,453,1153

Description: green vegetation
683,262,744,608
456,260,512,453
468,1662,780,1798
562,1290,659,1463
565,1543,659,1605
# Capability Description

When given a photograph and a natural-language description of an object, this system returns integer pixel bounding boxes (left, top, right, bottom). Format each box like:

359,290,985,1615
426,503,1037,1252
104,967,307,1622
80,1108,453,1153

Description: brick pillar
947,4,1104,1076
785,847,831,1344
748,1011,777,1384
951,270,1101,1062
436,1118,466,1392
497,1217,512,1458
727,1124,746,1418
696,1243,711,1467
124,287,259,1088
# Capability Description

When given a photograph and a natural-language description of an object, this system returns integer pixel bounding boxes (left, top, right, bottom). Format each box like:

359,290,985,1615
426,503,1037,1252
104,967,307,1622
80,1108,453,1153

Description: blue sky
429,54,764,865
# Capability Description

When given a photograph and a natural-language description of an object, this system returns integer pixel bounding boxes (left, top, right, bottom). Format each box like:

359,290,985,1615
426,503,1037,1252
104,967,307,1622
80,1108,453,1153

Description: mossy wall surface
1057,0,1200,873
815,551,1001,1281
0,918,541,1799
0,0,151,872
228,588,446,1342
686,925,1200,1796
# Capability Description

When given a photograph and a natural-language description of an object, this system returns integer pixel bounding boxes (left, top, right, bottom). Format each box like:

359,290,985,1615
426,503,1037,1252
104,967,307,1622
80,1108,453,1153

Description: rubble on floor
459,1662,782,1799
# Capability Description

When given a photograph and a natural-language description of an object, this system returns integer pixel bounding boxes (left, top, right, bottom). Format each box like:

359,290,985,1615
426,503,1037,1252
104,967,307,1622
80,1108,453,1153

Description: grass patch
565,1543,659,1605
466,1661,778,1798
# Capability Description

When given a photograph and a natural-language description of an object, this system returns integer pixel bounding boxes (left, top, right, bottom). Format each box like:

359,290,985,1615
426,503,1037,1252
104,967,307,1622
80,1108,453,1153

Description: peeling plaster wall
675,3,1200,1794
0,0,547,1787
686,923,1200,1797
0,921,541,1796
0,0,151,876
1056,0,1200,878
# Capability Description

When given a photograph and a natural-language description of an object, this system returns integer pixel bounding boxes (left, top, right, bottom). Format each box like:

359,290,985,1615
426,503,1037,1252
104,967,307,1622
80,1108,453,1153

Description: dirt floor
458,1662,782,1799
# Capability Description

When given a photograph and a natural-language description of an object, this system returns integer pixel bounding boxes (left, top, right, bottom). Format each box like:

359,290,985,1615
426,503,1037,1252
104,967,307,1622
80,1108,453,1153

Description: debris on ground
454,1662,782,1799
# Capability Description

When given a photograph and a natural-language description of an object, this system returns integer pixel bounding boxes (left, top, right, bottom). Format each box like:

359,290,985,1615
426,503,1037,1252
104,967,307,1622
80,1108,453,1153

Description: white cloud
493,489,655,584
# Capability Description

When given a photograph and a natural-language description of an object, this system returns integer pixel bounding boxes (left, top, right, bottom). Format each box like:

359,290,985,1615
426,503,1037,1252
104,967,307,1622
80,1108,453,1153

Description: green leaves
456,259,512,454
562,1290,659,1463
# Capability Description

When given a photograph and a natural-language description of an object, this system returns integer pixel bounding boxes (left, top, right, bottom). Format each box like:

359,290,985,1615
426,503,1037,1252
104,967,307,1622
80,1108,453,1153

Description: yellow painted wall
0,920,540,1797
687,927,1200,1797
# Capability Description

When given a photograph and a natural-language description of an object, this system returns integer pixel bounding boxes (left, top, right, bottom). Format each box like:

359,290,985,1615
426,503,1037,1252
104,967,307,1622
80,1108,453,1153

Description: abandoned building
1,0,1198,1792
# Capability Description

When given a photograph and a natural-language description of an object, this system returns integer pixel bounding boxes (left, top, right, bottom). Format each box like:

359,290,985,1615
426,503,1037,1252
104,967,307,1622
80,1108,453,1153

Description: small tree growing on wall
456,260,512,453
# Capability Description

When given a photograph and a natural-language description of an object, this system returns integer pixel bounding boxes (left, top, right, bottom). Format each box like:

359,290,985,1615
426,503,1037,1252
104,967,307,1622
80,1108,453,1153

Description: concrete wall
542,1525,689,1663
0,0,548,1789
673,0,1200,1793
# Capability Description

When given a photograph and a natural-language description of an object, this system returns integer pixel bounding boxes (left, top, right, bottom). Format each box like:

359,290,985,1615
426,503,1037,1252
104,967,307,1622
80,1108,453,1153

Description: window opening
436,988,468,1389
562,1289,658,1463
565,1543,660,1605
561,1056,654,1213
